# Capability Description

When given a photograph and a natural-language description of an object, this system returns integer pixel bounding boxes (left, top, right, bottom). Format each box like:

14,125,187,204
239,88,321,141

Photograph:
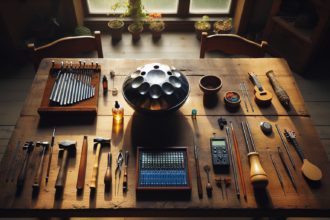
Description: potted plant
122,0,148,40
108,0,126,41
149,13,165,38
31,7,59,39
213,18,232,34
195,15,211,40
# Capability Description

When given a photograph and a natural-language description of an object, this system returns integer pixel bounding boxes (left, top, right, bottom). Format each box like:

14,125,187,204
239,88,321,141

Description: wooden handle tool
230,121,246,197
17,141,34,188
266,70,290,107
243,122,268,188
104,152,112,185
46,126,56,186
55,140,76,189
90,137,111,189
193,136,203,197
33,142,49,188
77,136,88,189
123,151,129,190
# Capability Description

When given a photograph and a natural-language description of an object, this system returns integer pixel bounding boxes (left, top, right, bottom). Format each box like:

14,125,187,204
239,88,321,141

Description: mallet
55,140,77,189
90,137,111,189
33,142,49,188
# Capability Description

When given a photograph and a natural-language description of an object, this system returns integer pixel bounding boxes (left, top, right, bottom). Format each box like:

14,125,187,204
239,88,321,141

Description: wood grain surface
0,115,329,217
20,58,309,117
0,58,329,218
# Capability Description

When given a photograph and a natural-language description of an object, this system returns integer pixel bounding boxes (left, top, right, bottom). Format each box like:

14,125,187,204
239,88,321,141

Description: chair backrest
29,31,103,71
200,32,268,58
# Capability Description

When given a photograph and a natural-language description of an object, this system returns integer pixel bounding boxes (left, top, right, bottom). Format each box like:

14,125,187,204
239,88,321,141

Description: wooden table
1,58,329,218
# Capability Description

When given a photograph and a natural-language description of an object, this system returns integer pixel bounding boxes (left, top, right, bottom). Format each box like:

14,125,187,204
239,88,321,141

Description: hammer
55,140,77,189
17,141,34,188
90,137,111,188
33,141,49,188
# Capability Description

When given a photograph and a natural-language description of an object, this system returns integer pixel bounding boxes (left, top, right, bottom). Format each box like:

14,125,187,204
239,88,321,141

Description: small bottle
103,75,108,91
112,101,124,121
192,109,197,119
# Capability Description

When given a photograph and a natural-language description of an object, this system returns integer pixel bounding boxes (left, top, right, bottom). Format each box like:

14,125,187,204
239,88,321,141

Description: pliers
115,150,123,195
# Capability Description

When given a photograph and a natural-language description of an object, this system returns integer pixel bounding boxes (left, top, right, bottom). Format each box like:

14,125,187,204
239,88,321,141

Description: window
87,0,126,14
189,0,232,14
142,0,179,14
86,0,233,16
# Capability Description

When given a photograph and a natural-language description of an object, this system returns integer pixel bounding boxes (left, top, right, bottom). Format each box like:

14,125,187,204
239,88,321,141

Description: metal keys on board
49,60,96,105
139,151,188,187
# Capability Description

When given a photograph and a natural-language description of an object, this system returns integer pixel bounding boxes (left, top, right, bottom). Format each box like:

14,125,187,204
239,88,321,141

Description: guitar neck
251,76,264,92
291,138,306,160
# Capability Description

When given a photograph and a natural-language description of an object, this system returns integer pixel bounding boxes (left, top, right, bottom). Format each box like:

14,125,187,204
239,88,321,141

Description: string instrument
284,128,322,181
248,72,273,105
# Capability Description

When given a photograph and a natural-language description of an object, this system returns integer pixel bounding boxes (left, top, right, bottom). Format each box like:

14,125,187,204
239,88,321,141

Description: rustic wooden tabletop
0,58,329,218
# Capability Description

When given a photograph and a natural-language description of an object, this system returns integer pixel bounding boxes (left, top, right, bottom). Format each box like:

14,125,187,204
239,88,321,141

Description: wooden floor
0,32,329,220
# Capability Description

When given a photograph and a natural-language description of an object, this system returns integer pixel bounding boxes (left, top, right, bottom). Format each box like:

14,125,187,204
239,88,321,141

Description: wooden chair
200,32,268,58
29,31,103,71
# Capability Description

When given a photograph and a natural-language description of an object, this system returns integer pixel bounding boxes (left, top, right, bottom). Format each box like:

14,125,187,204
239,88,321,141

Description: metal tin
260,122,272,133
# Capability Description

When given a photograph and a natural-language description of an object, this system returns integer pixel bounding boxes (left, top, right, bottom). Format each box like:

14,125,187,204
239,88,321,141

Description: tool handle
123,167,128,188
90,144,102,188
17,153,29,187
104,167,112,185
55,149,69,189
77,136,88,189
90,167,98,188
266,70,290,107
232,129,246,197
104,152,112,185
195,158,203,197
46,147,53,179
33,151,46,188
248,152,268,188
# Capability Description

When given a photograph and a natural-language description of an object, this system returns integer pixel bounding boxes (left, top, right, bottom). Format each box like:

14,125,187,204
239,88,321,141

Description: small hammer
55,140,76,189
33,141,49,188
90,137,111,189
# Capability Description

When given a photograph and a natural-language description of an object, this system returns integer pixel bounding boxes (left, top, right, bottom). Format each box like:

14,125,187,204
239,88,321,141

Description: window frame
82,0,236,18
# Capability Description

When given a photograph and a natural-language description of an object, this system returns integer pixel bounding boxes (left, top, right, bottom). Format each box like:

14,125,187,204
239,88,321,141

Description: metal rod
193,136,203,197
6,141,20,182
240,82,248,112
245,121,257,152
270,153,285,195
241,121,252,153
53,73,64,102
243,82,254,112
230,121,246,198
46,127,56,186
278,146,297,193
11,154,21,181
226,127,240,197
275,124,296,171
